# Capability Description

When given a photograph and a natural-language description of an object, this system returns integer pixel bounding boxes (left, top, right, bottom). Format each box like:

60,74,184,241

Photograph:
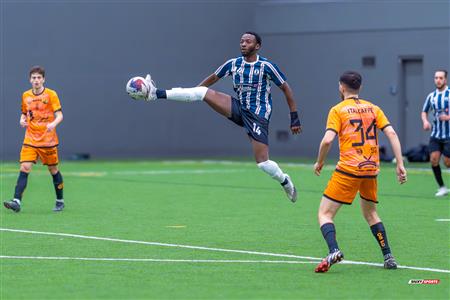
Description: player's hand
290,111,302,134
20,119,28,128
314,162,324,176
423,121,431,131
46,122,56,132
396,165,407,184
438,114,450,121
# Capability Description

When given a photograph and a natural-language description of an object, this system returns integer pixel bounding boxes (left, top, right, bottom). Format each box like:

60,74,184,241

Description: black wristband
290,111,301,127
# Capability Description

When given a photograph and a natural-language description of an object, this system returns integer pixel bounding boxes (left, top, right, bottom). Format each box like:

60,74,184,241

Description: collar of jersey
242,55,259,65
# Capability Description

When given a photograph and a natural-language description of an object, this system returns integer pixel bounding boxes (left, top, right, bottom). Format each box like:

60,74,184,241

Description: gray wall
256,0,450,156
1,0,449,160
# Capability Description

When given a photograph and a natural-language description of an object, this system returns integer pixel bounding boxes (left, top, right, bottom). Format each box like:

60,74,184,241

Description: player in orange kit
4,66,65,212
313,71,407,273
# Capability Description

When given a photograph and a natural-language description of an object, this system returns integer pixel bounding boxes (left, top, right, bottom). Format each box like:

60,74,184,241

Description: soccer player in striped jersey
422,70,450,197
133,32,301,202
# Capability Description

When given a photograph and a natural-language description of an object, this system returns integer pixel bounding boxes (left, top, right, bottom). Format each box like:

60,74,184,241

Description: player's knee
443,158,450,168
20,164,32,173
48,165,59,175
430,154,441,166
362,210,379,224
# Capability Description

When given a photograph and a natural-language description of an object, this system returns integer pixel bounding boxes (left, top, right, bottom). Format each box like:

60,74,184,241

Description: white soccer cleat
282,174,297,203
435,186,450,197
144,74,157,101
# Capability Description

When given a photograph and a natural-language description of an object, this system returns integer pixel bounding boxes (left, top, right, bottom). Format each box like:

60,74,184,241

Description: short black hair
340,71,362,90
436,69,448,78
29,65,45,78
244,31,262,46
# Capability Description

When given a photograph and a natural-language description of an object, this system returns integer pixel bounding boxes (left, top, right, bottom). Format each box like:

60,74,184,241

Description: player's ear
256,43,261,51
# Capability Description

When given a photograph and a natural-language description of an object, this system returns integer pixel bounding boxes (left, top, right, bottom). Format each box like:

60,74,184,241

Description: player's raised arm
279,82,302,134
198,73,220,87
382,126,407,184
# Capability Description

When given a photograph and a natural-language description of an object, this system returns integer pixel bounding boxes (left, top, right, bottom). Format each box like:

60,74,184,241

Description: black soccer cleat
53,201,65,212
383,253,397,269
4,199,21,213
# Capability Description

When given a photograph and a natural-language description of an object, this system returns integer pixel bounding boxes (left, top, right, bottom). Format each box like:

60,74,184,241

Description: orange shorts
323,170,378,205
20,145,59,166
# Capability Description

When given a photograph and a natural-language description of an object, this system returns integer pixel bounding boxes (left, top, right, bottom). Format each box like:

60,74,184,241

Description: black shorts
429,137,450,157
228,97,269,145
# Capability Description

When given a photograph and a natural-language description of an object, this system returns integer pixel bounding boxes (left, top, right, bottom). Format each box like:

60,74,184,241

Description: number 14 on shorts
253,122,262,135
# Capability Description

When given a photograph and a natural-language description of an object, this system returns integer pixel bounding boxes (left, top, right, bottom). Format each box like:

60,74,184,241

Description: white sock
257,160,286,183
166,87,208,102
56,199,64,203
13,198,21,205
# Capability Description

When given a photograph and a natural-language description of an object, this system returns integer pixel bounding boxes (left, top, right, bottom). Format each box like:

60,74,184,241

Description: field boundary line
1,228,449,273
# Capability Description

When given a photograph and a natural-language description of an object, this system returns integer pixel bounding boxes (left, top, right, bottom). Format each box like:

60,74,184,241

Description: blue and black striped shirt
214,55,286,120
422,86,450,139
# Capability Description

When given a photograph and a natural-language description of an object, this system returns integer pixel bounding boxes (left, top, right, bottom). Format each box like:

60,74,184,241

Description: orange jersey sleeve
21,93,27,114
375,106,390,130
326,107,341,133
50,90,62,112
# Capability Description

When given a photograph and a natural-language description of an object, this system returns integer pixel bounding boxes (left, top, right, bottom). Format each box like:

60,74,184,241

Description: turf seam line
0,256,317,264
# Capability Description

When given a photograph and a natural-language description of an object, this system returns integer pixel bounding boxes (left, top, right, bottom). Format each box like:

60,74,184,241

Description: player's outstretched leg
360,199,397,269
316,197,344,273
144,74,208,103
251,140,297,202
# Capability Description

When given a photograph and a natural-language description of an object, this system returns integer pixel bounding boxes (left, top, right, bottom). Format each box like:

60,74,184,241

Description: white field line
1,228,449,274
435,219,450,222
0,255,316,265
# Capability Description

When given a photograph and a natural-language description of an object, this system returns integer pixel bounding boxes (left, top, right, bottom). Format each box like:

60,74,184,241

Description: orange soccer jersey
326,98,391,178
21,88,61,148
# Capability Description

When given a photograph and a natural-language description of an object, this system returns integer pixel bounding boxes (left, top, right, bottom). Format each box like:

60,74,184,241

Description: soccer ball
126,76,149,100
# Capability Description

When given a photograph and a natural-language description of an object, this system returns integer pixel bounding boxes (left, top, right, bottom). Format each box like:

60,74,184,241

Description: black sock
14,171,29,200
320,223,339,253
370,222,391,257
432,165,444,187
52,171,64,200
156,89,167,99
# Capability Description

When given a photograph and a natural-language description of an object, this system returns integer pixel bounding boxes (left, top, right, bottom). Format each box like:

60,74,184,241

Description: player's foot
435,186,449,197
3,199,21,213
383,253,397,269
281,174,297,203
53,200,65,212
144,74,157,101
315,249,344,273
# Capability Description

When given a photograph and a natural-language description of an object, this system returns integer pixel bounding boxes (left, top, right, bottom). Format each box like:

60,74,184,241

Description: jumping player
4,66,65,212
131,32,301,202
421,70,450,197
313,71,407,273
